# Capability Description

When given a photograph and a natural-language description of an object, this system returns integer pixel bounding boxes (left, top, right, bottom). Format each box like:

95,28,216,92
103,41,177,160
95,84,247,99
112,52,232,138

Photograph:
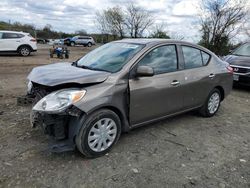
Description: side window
138,45,178,74
17,34,24,38
182,46,203,69
0,32,2,39
2,33,21,39
201,51,210,65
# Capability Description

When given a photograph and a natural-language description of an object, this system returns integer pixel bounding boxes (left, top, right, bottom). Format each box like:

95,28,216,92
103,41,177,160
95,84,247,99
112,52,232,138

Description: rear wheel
199,88,221,117
70,41,75,46
19,46,31,56
76,109,121,158
87,42,92,47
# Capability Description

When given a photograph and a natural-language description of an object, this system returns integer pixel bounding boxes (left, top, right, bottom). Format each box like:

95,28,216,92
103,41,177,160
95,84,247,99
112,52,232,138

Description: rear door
129,44,185,125
180,45,214,108
1,32,24,51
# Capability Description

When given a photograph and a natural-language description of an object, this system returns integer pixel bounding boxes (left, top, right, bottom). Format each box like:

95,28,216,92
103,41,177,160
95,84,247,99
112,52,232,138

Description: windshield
232,43,250,56
76,42,144,73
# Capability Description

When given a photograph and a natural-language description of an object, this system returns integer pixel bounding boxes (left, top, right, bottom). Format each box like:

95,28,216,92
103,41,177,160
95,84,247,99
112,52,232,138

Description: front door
129,44,184,125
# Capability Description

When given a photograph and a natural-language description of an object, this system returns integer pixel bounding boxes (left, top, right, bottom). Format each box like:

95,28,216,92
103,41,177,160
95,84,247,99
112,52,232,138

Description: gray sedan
27,39,233,158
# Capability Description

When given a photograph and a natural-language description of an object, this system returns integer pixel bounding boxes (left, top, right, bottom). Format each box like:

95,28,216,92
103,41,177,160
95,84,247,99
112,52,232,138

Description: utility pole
8,20,11,30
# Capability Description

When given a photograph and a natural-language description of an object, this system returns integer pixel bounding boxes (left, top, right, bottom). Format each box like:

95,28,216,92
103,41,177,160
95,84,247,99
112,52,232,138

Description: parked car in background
26,39,233,158
36,38,49,44
63,37,71,46
48,39,64,46
224,42,250,86
69,35,95,47
0,30,37,56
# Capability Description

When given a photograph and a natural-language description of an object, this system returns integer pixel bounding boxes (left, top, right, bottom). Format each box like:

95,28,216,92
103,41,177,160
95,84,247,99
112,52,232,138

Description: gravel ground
0,45,249,188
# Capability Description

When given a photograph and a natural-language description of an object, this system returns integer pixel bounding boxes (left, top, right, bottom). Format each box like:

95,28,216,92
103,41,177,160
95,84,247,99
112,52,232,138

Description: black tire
70,42,75,46
87,42,92,47
19,46,31,56
76,109,121,158
199,88,221,117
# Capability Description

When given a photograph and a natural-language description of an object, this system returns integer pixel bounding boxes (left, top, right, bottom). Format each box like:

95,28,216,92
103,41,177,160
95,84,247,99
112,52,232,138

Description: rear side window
138,45,178,74
201,51,210,65
0,32,3,39
182,46,203,69
2,33,24,39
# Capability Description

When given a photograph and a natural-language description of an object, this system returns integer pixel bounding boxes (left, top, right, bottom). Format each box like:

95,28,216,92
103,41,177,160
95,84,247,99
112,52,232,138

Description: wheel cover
208,92,220,114
21,48,29,56
88,118,117,152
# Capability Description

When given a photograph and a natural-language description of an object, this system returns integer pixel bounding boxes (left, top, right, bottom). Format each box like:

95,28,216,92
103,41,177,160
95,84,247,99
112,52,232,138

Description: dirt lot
0,45,249,188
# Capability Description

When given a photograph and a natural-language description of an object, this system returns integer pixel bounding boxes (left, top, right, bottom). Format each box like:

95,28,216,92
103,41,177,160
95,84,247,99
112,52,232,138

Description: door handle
16,40,20,42
209,74,215,78
171,80,180,86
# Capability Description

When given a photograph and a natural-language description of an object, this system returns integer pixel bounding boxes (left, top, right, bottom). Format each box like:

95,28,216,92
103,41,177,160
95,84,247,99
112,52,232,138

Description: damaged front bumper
31,106,84,153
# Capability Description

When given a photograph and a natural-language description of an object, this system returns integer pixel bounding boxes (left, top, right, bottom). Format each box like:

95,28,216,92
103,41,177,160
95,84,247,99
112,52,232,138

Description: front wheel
76,109,121,158
199,88,221,117
70,42,75,46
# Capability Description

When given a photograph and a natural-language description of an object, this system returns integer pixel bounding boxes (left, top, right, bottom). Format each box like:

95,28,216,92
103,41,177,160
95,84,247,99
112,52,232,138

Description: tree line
0,0,249,55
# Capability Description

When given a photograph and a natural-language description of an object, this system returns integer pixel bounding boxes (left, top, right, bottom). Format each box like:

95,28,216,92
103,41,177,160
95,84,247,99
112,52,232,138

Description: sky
0,0,249,42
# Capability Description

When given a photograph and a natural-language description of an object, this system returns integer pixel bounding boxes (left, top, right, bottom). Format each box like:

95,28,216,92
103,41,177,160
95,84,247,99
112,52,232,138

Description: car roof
74,35,91,37
114,38,212,54
0,30,28,34
117,38,195,45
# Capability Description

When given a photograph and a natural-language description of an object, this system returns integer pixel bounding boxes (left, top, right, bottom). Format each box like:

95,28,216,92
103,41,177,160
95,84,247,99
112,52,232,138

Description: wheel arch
17,44,33,51
86,105,130,133
214,86,225,101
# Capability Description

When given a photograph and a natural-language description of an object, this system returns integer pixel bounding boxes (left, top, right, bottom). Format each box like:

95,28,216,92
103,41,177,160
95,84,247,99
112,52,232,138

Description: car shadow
233,84,250,92
0,53,36,57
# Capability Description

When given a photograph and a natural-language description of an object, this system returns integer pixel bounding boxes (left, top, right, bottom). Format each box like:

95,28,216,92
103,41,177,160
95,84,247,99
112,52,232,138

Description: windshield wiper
78,65,110,72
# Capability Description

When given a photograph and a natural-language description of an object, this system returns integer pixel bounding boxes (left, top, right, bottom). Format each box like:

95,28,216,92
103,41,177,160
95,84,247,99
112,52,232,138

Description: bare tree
243,23,250,37
150,23,170,39
170,33,185,40
95,3,154,39
96,11,111,35
125,3,154,38
104,6,125,38
95,11,110,43
199,0,248,55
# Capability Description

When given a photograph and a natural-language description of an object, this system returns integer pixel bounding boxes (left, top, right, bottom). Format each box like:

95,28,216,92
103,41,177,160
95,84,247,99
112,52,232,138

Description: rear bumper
233,74,250,86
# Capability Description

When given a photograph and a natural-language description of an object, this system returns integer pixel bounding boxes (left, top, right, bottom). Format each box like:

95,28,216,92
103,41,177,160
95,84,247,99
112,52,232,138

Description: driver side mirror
136,66,154,77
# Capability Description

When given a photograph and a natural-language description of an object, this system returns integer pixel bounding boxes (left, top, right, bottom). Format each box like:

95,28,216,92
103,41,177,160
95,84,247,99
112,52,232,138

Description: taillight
227,66,233,74
30,38,36,42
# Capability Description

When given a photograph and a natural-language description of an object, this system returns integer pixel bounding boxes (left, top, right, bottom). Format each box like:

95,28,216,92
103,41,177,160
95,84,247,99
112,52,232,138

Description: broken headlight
33,89,86,113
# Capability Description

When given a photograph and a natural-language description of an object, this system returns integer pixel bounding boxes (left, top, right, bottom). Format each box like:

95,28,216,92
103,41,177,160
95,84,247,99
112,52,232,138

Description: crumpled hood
28,62,111,86
224,55,250,67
